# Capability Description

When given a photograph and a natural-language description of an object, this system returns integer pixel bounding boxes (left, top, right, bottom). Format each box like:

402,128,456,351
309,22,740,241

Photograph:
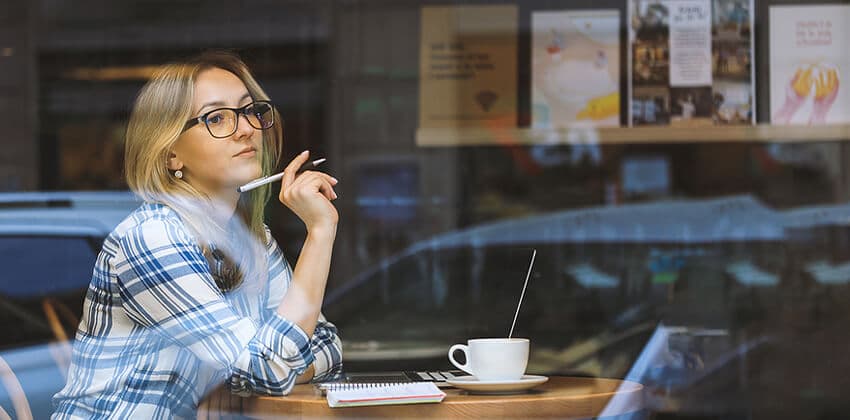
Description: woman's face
170,67,264,198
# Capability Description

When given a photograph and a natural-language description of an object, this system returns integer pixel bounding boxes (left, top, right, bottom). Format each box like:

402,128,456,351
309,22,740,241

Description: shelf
415,124,850,147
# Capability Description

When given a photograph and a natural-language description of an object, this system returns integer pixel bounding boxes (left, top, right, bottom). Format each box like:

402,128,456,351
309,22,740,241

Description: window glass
2,0,849,418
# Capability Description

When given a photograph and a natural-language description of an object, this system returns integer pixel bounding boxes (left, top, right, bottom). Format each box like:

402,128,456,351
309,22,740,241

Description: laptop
315,370,465,393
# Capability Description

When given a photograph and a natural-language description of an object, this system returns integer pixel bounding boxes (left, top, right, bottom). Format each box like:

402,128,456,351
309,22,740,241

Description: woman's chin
231,170,262,189
238,165,263,182
233,177,258,190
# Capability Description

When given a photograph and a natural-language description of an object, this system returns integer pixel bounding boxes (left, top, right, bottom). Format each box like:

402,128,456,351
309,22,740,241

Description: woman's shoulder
108,202,192,244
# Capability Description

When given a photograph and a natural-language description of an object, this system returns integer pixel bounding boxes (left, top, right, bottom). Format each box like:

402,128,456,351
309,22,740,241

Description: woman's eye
206,112,224,125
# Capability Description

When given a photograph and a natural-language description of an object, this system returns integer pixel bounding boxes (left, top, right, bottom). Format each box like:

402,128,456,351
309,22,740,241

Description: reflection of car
0,191,139,418
326,195,784,367
325,195,850,417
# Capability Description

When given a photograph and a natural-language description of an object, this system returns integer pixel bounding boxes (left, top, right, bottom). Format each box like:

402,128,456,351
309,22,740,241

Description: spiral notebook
324,382,446,408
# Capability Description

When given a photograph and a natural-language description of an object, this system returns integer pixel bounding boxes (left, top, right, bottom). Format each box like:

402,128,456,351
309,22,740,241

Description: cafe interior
1,0,850,418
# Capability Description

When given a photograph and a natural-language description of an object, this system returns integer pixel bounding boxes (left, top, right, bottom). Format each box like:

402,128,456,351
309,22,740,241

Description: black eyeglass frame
182,100,276,138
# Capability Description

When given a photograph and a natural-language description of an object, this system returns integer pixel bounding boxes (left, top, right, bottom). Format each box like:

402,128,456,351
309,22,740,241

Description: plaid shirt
52,203,343,419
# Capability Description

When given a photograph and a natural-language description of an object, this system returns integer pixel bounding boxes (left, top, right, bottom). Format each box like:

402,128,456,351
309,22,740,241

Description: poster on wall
628,0,754,127
417,5,518,145
531,10,621,128
769,5,849,125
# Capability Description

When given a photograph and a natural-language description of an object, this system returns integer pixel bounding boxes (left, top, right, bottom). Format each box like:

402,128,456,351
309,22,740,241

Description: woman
53,51,343,418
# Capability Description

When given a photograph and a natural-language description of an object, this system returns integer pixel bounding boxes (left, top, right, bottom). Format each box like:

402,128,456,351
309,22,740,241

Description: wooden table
201,376,644,419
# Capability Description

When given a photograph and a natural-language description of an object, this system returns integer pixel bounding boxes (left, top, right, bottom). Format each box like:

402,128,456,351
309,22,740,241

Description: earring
174,170,183,179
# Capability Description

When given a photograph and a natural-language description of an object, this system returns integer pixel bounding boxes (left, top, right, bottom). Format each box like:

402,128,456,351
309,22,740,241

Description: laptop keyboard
407,370,462,382
315,370,467,393
345,370,465,384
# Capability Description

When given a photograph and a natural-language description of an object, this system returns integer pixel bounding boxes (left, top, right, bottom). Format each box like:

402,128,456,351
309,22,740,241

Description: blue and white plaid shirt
52,202,343,419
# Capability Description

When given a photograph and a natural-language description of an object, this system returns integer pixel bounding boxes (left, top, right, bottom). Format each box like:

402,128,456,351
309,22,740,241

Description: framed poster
770,5,849,125
628,0,755,127
531,10,621,128
418,5,518,144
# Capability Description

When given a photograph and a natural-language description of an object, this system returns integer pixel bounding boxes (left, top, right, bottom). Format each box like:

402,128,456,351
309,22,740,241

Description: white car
0,191,139,419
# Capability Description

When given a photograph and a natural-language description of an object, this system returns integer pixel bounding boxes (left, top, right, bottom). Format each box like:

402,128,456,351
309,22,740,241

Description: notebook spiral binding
323,382,410,392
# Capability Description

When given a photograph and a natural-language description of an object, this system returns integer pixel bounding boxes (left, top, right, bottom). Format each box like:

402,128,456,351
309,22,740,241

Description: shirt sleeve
114,217,312,396
264,228,344,381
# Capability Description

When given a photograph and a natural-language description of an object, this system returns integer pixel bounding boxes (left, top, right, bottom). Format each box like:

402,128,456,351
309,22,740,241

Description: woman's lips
234,148,256,157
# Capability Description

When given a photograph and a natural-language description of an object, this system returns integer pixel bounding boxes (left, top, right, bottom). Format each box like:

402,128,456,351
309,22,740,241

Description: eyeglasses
182,100,275,139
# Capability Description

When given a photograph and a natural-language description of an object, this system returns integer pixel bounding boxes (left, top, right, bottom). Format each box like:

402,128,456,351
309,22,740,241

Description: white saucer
446,375,549,394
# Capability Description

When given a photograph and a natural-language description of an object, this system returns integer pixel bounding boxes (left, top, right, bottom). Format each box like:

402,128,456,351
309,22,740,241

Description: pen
237,158,327,193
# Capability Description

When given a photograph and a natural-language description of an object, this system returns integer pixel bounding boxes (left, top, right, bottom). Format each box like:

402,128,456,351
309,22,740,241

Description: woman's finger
317,179,338,201
290,172,337,201
290,171,338,192
280,150,310,190
303,171,338,188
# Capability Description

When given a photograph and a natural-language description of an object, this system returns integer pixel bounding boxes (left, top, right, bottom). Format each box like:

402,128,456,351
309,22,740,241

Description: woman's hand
278,151,339,233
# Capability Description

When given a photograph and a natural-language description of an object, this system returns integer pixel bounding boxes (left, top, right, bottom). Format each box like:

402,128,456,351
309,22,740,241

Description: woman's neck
188,179,240,225
208,193,239,226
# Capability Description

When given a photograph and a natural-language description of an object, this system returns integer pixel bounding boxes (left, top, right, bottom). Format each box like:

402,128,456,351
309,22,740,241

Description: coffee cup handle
448,344,473,376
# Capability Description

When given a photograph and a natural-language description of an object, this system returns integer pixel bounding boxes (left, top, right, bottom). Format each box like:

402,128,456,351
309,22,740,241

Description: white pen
237,158,327,193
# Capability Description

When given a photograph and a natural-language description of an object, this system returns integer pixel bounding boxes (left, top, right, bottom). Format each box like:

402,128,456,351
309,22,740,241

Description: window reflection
1,1,849,418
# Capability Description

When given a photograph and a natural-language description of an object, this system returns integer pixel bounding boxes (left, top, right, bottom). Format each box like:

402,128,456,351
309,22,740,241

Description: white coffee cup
448,338,529,381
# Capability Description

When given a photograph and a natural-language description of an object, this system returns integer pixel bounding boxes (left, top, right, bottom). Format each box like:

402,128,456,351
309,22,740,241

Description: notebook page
326,382,446,408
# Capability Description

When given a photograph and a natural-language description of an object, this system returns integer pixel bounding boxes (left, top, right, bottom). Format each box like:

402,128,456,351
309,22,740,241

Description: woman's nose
233,113,256,140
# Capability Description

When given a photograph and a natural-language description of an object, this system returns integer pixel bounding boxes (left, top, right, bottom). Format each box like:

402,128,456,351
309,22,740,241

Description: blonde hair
125,51,283,290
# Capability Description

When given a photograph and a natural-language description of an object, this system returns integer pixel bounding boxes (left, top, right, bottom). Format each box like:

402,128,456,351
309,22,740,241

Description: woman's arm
265,233,343,383
116,218,313,396
274,150,339,338
296,315,343,384
277,226,335,337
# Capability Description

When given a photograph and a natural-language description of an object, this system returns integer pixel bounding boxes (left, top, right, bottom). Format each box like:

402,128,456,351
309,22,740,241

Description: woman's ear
166,151,183,171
